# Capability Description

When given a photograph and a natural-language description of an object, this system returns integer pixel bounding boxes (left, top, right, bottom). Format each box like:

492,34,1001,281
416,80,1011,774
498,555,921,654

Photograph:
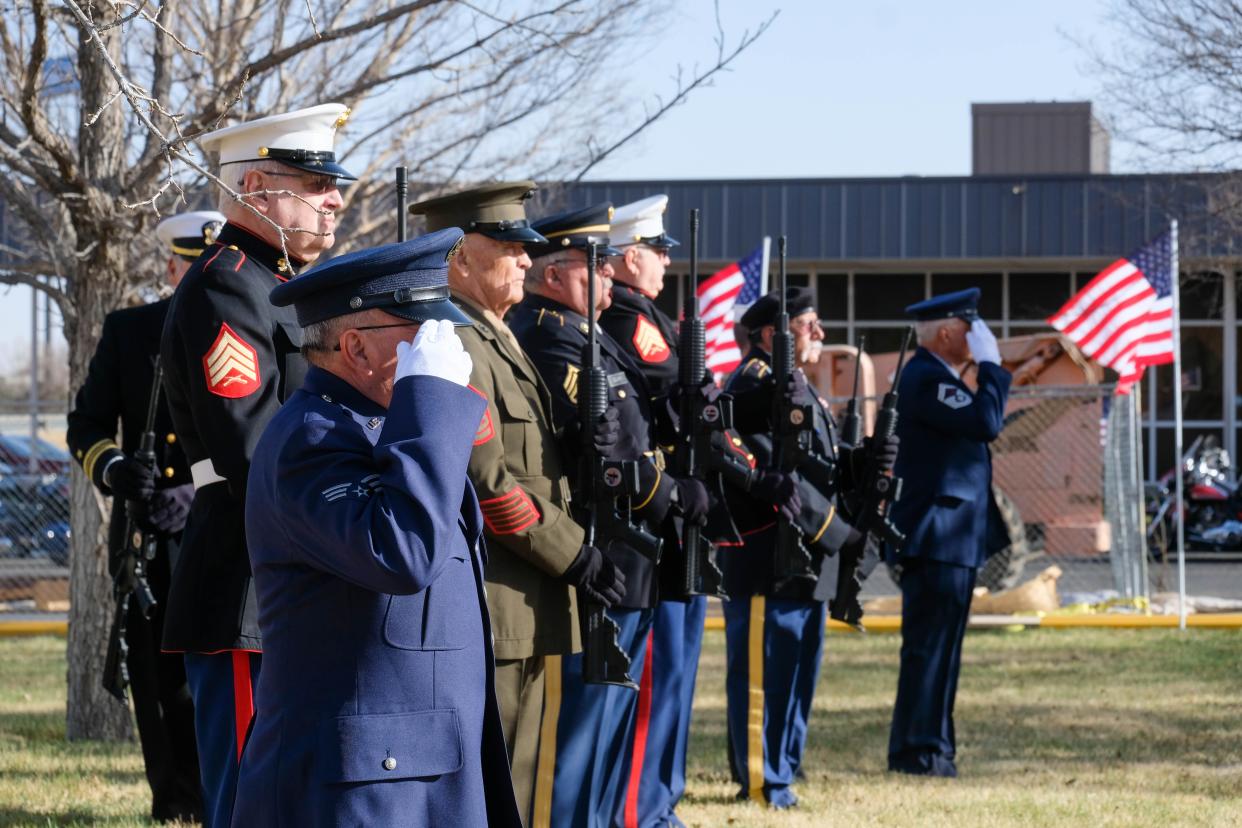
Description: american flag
1047,229,1177,394
697,240,768,375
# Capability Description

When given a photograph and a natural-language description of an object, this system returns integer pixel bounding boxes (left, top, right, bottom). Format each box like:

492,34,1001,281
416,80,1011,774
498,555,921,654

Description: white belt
191,458,226,490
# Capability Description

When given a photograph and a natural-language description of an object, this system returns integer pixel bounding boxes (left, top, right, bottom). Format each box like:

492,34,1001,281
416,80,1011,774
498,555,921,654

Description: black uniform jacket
509,293,675,609
720,348,856,600
599,283,680,394
159,223,307,652
67,299,191,576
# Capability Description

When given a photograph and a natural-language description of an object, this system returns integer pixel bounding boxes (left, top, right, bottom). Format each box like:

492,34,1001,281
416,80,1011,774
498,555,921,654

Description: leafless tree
0,0,775,740
1085,0,1242,267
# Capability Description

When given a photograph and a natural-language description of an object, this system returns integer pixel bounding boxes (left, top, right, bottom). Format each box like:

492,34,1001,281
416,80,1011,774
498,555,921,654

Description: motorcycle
1145,435,1242,558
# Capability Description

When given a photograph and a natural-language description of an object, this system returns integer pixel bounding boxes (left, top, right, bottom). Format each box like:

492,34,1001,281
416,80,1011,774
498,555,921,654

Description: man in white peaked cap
155,210,226,290
158,104,354,828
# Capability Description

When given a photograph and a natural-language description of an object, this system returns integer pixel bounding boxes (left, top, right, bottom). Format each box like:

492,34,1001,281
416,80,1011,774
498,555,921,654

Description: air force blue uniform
233,230,520,826
886,289,1012,778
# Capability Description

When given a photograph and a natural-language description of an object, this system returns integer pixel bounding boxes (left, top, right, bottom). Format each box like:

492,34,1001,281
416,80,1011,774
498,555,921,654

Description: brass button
732,437,742,446
618,390,627,399
166,433,176,444
382,757,397,771
164,467,175,479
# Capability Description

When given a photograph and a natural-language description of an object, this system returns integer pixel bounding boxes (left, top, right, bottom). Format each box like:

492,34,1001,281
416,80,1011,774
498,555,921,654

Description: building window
1009,272,1074,321
816,274,847,320
853,273,924,320
931,273,1003,318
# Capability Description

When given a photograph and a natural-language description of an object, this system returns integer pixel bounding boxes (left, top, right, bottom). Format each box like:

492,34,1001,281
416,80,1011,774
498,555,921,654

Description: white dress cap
198,103,355,179
609,194,678,248
155,210,227,257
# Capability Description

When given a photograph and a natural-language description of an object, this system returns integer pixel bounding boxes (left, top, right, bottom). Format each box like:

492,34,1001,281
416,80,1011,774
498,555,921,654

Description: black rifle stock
103,358,163,702
578,241,662,690
770,236,816,591
840,335,866,448
395,166,408,242
829,327,913,629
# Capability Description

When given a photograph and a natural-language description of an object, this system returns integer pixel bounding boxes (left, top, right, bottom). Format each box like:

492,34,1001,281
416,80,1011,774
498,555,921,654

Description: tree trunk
65,1,134,742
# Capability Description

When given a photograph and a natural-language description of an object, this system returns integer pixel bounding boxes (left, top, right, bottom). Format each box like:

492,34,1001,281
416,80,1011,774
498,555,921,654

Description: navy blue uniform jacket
887,348,1012,569
234,366,520,827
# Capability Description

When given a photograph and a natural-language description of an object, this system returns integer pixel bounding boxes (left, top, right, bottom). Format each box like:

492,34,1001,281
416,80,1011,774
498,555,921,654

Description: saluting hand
966,319,1001,366
396,319,473,386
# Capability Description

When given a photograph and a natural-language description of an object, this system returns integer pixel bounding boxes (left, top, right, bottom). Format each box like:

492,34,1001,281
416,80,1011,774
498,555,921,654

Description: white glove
965,318,1001,366
395,319,473,387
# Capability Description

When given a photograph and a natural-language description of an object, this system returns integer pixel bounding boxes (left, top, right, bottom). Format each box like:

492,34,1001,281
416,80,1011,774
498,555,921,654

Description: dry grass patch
1,628,1240,826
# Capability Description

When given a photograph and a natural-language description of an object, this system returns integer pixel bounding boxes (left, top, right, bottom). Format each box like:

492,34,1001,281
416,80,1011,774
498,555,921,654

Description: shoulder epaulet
536,307,564,328
742,358,771,379
199,243,246,274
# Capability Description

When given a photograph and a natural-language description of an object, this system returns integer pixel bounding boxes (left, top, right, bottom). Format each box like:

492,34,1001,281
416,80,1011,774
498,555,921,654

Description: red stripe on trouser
232,651,255,762
624,628,656,828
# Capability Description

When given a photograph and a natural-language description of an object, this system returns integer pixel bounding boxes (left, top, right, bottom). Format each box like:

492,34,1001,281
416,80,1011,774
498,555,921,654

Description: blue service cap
527,202,621,259
270,227,471,327
904,288,981,322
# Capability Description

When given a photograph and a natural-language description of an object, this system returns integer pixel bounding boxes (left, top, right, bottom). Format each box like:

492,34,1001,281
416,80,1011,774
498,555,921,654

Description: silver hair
915,318,951,346
525,253,560,291
301,311,371,365
216,159,288,213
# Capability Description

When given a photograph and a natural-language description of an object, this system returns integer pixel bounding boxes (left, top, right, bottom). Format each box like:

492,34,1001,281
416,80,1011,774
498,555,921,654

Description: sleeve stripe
480,487,541,535
632,461,661,510
82,439,119,481
810,505,836,544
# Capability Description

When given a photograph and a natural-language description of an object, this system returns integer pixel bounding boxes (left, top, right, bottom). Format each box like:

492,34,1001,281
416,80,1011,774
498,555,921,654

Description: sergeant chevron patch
937,383,972,409
474,407,495,446
632,315,670,362
563,363,580,404
479,487,541,535
202,322,260,398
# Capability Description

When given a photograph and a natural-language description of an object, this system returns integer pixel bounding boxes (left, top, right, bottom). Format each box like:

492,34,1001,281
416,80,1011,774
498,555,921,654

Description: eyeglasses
788,316,821,333
331,322,420,351
261,170,340,195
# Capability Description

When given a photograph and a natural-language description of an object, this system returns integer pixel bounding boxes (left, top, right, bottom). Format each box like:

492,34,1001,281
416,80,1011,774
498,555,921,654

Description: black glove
103,456,156,500
560,544,626,608
673,476,710,525
143,484,194,535
592,406,621,459
784,368,816,408
751,470,802,523
842,524,865,553
873,433,900,475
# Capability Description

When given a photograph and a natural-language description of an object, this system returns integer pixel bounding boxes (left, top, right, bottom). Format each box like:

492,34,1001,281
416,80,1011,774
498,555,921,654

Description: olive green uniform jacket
455,294,583,660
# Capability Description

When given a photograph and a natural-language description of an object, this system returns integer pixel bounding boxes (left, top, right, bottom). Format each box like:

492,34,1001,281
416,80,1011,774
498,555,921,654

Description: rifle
669,208,734,599
103,358,163,703
770,236,817,592
578,240,663,689
395,166,408,242
829,327,913,629
839,335,866,448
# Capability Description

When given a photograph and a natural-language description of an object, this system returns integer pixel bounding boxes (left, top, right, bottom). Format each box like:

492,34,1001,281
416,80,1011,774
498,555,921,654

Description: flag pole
1170,220,1186,631
760,236,771,295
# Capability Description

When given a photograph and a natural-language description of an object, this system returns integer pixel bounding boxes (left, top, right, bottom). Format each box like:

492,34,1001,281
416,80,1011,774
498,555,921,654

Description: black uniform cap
738,287,816,330
526,202,621,259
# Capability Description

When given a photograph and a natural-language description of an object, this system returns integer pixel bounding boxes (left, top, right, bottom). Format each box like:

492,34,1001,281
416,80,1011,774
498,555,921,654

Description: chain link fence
844,384,1158,612
0,405,71,618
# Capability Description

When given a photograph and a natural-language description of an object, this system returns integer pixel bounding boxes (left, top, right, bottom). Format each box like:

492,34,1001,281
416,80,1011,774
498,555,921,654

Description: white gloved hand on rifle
395,319,473,387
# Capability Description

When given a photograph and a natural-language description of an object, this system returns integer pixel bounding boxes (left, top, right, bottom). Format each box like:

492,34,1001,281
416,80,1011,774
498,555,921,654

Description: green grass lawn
1,629,1241,827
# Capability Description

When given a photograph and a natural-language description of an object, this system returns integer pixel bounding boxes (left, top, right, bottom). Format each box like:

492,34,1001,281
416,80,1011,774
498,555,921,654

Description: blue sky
4,0,1118,366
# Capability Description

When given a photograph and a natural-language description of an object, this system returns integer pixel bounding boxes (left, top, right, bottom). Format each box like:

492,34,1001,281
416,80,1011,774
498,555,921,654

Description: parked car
0,435,72,476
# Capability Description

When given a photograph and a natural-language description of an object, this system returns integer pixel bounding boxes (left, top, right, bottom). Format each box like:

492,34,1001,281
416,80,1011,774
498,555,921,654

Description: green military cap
410,181,549,245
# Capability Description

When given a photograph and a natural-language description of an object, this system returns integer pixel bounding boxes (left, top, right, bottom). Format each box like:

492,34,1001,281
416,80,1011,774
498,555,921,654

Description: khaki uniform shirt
455,293,583,660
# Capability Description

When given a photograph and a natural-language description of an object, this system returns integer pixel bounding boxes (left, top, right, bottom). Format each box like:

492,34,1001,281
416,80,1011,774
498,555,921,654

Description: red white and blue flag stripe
697,240,768,376
1047,229,1176,394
